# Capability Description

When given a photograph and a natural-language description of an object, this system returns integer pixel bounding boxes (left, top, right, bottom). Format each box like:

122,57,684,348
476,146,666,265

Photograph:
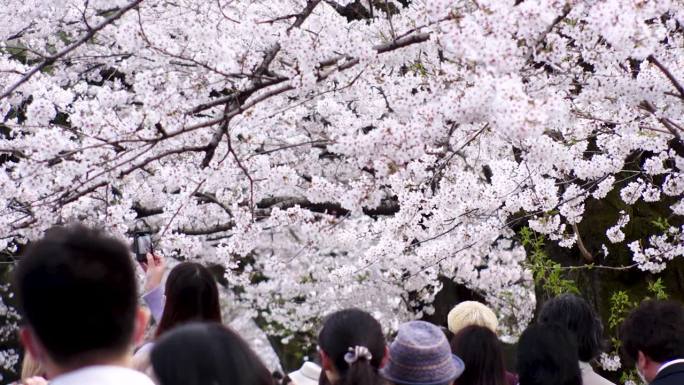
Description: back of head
539,294,603,362
516,323,581,385
15,224,137,366
151,322,273,385
450,325,506,385
155,261,221,337
447,301,498,335
619,299,684,363
318,308,385,385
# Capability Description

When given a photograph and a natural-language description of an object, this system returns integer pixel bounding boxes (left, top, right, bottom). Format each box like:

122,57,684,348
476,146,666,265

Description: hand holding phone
133,233,153,263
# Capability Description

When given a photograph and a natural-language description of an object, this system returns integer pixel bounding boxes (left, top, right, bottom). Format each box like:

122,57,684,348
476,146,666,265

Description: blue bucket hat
381,320,465,385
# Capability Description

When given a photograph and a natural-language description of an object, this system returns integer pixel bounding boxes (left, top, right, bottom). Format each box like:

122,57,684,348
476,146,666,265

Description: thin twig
0,0,144,100
160,178,207,237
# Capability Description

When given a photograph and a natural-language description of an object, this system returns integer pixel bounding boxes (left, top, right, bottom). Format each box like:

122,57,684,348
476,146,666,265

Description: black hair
516,323,581,385
450,325,506,385
619,299,684,363
155,262,221,338
538,293,603,361
14,224,137,365
318,308,385,385
151,322,273,385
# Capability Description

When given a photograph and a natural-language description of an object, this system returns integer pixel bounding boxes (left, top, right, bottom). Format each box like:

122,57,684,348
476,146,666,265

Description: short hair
15,225,138,365
450,325,507,385
447,301,498,335
619,300,684,363
151,322,273,385
539,294,603,361
155,262,221,338
516,324,581,385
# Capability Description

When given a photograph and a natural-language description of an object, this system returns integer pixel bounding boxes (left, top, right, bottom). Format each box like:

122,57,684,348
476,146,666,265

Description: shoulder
579,362,616,385
652,363,684,385
49,366,155,385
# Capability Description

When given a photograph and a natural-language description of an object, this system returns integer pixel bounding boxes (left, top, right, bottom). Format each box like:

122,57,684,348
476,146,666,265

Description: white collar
579,361,594,371
50,365,155,385
656,359,684,375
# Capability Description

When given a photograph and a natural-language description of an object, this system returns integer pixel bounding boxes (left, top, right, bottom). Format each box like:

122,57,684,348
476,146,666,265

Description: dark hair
619,299,684,363
450,325,506,385
151,322,273,385
15,224,137,365
318,308,385,385
538,293,603,361
516,324,581,385
155,262,221,338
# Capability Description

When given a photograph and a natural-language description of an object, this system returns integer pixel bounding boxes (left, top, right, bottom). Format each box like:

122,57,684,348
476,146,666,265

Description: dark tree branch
178,222,235,235
0,0,144,101
639,100,684,144
648,55,684,100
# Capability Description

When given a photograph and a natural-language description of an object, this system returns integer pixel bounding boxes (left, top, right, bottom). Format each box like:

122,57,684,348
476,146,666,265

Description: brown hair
155,262,221,338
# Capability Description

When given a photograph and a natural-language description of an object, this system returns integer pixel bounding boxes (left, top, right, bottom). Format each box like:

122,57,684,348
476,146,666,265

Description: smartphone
133,233,153,263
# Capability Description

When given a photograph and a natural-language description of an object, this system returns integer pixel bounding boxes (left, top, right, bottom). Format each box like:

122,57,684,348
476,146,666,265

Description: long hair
155,262,221,338
516,324,581,385
318,308,385,385
539,294,603,362
450,325,506,385
151,322,273,385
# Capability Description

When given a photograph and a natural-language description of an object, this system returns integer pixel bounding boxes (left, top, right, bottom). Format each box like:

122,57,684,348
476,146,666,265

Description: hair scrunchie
344,346,373,364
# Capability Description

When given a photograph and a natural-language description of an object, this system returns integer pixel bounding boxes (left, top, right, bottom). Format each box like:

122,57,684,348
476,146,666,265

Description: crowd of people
11,224,684,385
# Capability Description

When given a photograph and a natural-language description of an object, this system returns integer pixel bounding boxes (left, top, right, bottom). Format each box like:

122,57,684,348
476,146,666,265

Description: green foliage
620,370,639,385
651,217,671,232
647,277,669,300
519,226,579,296
608,290,634,330
408,61,428,77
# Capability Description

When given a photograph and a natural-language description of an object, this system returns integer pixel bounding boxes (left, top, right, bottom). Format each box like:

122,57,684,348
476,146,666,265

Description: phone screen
134,234,153,262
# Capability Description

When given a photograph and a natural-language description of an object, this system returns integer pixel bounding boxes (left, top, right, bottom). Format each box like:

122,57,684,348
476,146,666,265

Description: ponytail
343,359,383,385
318,309,386,385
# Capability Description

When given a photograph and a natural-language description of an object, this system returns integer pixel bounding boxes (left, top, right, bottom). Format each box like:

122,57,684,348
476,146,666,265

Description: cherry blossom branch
648,55,684,100
0,0,144,101
178,222,235,235
160,178,207,237
525,4,572,62
639,100,683,144
190,31,431,115
227,132,255,219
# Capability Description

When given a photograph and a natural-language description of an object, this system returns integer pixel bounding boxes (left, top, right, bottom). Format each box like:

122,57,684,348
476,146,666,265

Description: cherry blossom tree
1,0,684,380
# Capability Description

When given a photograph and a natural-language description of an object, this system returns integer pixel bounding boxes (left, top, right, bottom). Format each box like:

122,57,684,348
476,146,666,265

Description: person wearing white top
49,365,154,385
14,225,154,385
539,294,616,385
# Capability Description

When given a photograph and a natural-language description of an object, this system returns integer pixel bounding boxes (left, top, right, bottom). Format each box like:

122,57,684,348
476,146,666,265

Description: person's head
538,293,603,362
619,299,684,383
151,322,273,385
516,323,581,385
15,225,146,375
447,301,498,335
381,320,465,385
450,325,506,385
317,308,386,385
155,261,221,338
